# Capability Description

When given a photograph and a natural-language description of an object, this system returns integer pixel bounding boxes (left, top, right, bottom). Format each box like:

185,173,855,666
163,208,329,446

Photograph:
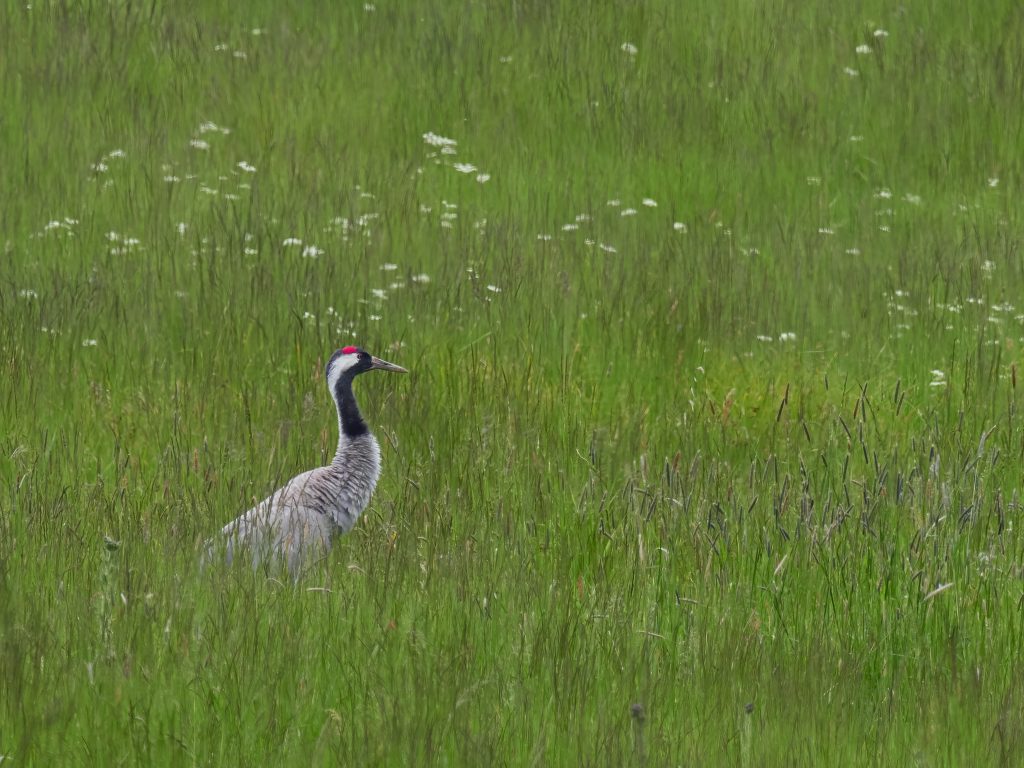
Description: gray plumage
204,346,406,576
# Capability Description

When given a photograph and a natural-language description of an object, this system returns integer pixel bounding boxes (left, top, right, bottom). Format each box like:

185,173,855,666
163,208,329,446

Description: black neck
334,372,369,438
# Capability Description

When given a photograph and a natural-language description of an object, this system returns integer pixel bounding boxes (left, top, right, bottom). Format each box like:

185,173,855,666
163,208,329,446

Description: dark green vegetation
3,1,1024,764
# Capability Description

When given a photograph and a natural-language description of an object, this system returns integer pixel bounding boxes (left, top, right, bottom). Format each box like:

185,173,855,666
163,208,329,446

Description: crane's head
326,346,407,389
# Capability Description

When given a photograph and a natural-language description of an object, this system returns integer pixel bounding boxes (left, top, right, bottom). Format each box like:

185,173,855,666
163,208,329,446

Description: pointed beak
369,356,408,373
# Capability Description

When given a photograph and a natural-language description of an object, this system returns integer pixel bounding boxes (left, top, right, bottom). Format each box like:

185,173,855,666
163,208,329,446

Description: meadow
2,1,1024,764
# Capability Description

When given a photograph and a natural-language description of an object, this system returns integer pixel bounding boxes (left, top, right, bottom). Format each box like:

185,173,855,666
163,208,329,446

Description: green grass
3,0,1024,764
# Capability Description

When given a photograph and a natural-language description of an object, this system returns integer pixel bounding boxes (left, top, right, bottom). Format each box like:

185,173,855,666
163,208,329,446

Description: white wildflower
778,332,797,342
988,177,999,188
873,29,889,38
453,162,477,174
486,284,502,293
283,237,302,246
476,173,491,183
621,208,638,217
642,198,658,207
19,288,38,299
411,273,431,284
237,161,256,173
302,245,324,258
82,339,98,347
844,67,860,77
621,42,638,55
381,263,399,271
423,132,457,149
855,44,872,54
673,222,688,233
189,139,210,151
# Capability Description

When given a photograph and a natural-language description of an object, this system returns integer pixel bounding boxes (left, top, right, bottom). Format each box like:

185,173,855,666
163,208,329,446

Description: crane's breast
321,434,382,531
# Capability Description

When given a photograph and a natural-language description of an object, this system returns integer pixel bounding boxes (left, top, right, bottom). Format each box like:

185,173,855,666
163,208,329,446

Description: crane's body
206,346,405,575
